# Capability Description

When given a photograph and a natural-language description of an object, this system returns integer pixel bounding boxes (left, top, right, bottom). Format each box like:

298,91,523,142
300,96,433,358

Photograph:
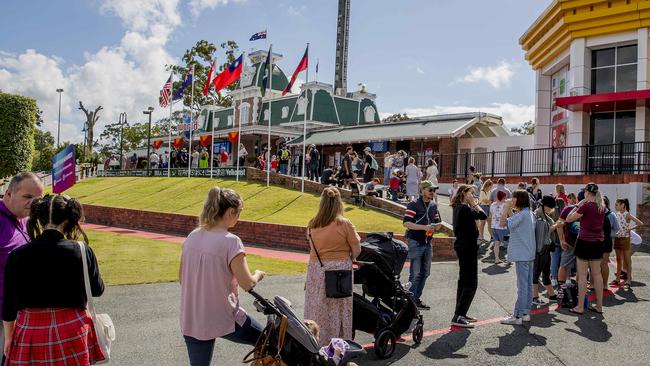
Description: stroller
245,290,365,366
353,232,424,359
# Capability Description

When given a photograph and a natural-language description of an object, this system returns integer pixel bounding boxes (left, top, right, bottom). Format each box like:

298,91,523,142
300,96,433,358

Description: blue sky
0,0,550,143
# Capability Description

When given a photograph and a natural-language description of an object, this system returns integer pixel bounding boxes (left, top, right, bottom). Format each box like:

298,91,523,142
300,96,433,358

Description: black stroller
353,232,424,359
245,290,365,366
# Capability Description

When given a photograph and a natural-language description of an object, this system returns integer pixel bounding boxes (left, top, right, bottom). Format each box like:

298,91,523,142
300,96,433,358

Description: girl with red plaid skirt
2,195,105,365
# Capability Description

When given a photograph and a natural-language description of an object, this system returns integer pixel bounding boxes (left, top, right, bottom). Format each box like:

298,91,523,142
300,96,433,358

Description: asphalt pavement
97,244,650,365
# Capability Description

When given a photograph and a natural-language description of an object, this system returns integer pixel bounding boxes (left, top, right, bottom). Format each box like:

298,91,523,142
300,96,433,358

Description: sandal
588,306,603,314
609,280,620,286
568,308,583,315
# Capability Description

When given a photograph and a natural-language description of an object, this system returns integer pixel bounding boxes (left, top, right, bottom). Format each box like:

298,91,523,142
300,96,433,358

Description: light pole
143,107,154,176
119,112,127,169
56,88,64,147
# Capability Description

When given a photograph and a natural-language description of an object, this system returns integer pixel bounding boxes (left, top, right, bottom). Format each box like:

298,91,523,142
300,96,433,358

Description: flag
316,59,319,74
213,54,244,92
249,30,267,41
152,140,163,149
202,61,216,96
282,45,308,96
228,132,239,145
159,75,172,107
173,66,193,101
260,45,272,98
199,134,212,147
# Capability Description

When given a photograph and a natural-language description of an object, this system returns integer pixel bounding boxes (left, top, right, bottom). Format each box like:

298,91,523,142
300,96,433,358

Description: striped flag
160,74,172,107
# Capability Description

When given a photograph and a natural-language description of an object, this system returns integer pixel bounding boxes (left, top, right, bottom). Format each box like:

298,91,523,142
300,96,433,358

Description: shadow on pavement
529,311,567,329
482,263,513,276
421,328,470,360
484,326,547,357
563,314,612,342
356,343,411,365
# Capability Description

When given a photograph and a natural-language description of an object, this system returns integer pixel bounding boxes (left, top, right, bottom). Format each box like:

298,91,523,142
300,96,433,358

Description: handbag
78,242,115,363
242,315,288,366
308,230,353,298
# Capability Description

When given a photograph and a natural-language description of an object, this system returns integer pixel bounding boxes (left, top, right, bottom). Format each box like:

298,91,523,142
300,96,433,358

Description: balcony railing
430,141,650,178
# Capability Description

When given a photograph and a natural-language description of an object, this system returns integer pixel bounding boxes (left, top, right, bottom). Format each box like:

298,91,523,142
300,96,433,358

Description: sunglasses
426,188,437,193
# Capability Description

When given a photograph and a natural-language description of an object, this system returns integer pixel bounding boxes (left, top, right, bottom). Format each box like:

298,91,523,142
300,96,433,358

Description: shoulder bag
242,315,288,366
78,242,115,363
308,229,353,298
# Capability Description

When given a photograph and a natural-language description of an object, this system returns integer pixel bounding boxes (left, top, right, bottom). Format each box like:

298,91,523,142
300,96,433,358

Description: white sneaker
500,315,522,325
521,314,531,322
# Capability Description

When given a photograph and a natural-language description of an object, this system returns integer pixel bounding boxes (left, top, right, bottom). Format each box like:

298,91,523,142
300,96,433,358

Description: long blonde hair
308,187,344,229
199,187,243,229
481,179,493,193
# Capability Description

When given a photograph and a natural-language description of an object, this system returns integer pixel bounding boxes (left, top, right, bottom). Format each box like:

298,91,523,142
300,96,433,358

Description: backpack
370,156,378,171
558,279,578,308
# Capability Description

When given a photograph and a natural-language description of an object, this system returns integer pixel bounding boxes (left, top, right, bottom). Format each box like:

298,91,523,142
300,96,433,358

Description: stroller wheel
374,329,396,359
412,323,424,344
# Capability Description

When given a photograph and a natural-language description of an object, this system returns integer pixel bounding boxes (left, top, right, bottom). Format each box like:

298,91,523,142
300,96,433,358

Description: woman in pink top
180,187,266,366
305,187,361,346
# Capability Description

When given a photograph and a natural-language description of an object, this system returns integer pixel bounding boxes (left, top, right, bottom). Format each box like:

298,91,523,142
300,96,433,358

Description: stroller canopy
273,296,321,354
356,232,407,278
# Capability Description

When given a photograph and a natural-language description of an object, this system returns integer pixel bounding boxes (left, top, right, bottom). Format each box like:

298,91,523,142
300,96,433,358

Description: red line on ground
82,223,311,263
361,286,621,349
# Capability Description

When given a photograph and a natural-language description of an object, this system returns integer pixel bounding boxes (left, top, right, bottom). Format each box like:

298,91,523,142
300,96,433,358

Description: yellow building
521,0,650,163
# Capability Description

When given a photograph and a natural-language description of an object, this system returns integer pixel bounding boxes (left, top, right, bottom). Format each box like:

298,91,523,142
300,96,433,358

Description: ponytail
199,187,243,229
594,191,605,213
26,194,88,242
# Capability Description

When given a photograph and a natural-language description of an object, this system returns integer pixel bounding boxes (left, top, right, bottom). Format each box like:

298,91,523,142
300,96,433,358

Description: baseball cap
364,146,371,152
420,180,438,190
577,189,585,201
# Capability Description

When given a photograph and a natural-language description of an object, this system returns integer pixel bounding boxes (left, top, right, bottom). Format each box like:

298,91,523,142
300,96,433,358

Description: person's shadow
421,329,471,359
481,262,512,276
564,314,612,342
529,311,566,329
484,326,548,357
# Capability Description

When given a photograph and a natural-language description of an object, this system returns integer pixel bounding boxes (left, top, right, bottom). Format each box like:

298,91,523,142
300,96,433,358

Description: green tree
99,117,173,157
31,128,56,171
0,92,37,177
382,113,410,122
510,120,535,135
167,40,240,113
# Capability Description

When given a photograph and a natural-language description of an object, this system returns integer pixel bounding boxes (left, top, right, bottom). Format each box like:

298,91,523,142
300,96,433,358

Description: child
448,179,459,203
389,170,401,202
270,155,279,173
365,178,380,197
490,190,508,264
614,198,644,288
305,320,357,366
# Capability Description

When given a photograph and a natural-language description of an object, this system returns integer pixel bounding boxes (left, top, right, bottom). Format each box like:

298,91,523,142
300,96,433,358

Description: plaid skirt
6,308,105,366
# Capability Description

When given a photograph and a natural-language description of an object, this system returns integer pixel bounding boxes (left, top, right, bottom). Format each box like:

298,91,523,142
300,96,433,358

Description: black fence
433,141,650,178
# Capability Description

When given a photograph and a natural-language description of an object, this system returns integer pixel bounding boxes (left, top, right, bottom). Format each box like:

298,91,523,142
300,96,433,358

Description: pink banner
52,144,76,194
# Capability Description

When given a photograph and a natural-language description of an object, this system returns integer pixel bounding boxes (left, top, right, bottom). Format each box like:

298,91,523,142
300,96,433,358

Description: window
590,111,635,145
240,104,250,126
591,45,637,94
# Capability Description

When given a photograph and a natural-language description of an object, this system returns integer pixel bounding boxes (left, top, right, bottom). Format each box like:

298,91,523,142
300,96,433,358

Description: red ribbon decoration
173,137,184,149
199,134,212,147
228,132,239,145
152,140,163,149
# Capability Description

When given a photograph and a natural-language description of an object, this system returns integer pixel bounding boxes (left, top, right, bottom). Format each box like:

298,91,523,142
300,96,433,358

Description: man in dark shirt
341,146,353,188
308,145,320,182
320,166,336,185
363,147,376,182
403,180,441,310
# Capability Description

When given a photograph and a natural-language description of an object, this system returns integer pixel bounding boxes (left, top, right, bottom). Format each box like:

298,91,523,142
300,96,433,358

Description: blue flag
249,30,267,41
173,67,193,101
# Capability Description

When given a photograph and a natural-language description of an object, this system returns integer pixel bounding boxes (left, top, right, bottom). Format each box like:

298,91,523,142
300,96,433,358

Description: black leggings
533,250,552,286
454,249,478,318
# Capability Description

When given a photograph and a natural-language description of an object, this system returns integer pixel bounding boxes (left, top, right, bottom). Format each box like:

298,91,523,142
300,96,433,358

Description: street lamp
143,107,154,175
118,112,127,169
56,88,64,147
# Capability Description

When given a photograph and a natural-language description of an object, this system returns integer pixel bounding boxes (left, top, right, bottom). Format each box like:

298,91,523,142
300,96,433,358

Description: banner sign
369,141,388,152
52,144,76,193
213,141,231,155
97,168,245,178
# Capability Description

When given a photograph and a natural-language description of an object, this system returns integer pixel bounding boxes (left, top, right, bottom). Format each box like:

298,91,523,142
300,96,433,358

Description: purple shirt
0,201,29,311
576,202,605,242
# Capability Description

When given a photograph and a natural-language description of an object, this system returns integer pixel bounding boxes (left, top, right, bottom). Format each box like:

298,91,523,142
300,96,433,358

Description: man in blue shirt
403,180,441,309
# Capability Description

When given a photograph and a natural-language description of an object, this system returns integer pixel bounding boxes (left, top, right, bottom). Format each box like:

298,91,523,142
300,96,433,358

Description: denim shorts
479,205,490,217
493,228,509,242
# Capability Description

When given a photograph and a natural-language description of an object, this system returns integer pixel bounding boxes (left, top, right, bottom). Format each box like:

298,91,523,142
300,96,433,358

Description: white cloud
188,0,246,17
416,67,425,75
291,78,304,94
456,61,516,89
0,0,180,146
287,5,307,17
384,103,534,130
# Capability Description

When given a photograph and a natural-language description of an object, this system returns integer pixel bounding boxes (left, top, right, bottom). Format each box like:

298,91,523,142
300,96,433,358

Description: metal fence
433,141,650,178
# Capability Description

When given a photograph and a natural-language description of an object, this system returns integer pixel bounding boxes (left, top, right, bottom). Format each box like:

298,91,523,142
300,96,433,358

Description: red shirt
389,177,400,190
220,151,228,164
558,193,568,204
271,160,279,169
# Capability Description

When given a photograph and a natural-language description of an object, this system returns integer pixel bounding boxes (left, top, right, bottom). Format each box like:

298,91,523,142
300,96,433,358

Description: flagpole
168,71,173,178
236,52,246,182
188,65,195,179
301,44,309,194
209,117,215,179
315,58,319,83
266,45,272,187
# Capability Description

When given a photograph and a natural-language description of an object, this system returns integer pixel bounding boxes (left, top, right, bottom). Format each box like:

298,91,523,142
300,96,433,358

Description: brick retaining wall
437,174,650,185
82,204,458,261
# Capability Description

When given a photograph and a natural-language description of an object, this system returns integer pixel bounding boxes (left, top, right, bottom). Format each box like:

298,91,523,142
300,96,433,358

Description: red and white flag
282,45,308,96
160,74,172,107
202,61,216,96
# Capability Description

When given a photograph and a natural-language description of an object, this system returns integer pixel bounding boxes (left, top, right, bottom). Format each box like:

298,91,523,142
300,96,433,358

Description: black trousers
533,249,552,286
454,248,478,318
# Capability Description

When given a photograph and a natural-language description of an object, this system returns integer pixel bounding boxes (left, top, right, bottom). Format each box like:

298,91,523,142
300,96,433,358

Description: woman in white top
425,159,439,184
404,157,421,201
613,198,644,288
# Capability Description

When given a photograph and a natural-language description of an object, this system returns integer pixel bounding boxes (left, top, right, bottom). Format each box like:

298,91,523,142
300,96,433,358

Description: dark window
615,111,636,143
616,64,637,91
590,111,636,145
592,48,615,67
617,45,637,64
592,68,615,94
591,45,637,94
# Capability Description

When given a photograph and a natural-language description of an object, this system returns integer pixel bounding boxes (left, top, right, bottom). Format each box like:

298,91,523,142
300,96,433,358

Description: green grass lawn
87,229,306,286
65,177,404,233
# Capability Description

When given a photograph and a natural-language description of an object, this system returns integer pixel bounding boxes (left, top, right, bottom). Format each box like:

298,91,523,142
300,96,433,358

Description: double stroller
244,290,365,365
353,232,424,359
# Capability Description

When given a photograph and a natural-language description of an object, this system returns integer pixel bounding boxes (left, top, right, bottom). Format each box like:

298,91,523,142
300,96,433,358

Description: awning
555,89,650,112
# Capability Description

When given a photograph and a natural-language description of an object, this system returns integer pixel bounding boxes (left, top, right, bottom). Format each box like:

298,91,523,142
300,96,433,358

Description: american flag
160,74,172,107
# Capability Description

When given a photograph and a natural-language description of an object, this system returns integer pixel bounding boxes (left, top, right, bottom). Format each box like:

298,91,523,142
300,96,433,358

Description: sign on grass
52,144,76,193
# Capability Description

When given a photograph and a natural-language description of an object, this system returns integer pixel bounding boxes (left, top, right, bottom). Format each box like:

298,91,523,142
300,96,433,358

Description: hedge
0,92,37,178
